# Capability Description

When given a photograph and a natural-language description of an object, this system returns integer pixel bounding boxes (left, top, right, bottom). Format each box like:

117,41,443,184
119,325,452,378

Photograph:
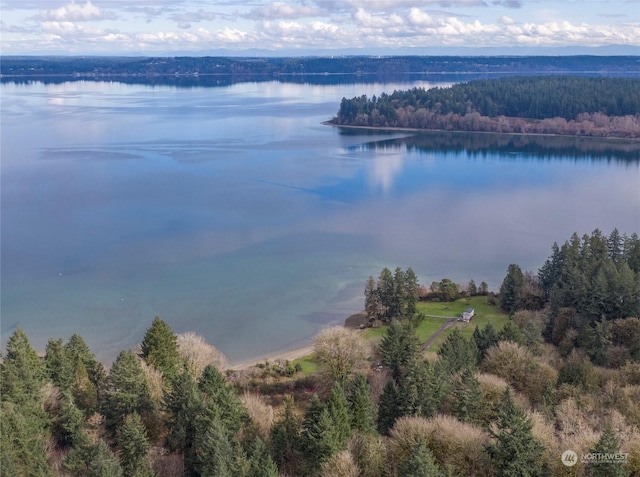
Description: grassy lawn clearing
417,296,509,349
364,296,509,349
292,297,508,376
291,354,319,376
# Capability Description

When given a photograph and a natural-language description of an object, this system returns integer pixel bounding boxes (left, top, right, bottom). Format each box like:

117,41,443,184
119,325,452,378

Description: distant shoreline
323,121,640,142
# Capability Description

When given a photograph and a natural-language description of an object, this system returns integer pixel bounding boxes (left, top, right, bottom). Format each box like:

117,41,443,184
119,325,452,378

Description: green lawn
296,296,508,375
364,296,509,349
416,296,509,349
291,353,319,376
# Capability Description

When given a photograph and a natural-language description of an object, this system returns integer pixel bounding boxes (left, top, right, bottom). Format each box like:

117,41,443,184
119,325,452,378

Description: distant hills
2,55,639,81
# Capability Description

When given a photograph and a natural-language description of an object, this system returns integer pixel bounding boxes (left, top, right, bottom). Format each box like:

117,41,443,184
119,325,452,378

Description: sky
1,0,639,56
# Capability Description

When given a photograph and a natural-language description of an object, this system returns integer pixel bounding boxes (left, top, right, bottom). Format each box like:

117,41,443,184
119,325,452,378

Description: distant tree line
331,76,640,138
3,55,640,78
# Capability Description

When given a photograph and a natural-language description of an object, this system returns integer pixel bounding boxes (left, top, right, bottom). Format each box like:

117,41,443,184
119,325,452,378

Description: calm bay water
1,78,639,363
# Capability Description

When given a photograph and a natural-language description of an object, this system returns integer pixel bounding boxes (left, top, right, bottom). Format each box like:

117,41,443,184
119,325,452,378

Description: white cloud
499,15,516,25
409,8,435,26
39,1,116,22
1,0,639,54
249,1,324,19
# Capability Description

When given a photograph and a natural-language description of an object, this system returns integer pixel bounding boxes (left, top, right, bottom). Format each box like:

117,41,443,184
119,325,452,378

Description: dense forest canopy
331,76,640,138
2,229,640,476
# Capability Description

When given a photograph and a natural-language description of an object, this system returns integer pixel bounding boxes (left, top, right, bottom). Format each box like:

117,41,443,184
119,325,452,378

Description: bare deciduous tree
176,332,228,379
313,327,372,384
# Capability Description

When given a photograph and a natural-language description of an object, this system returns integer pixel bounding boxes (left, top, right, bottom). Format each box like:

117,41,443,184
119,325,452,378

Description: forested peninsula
330,76,640,139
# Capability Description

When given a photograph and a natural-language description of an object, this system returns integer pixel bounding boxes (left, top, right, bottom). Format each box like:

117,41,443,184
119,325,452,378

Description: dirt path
423,317,458,349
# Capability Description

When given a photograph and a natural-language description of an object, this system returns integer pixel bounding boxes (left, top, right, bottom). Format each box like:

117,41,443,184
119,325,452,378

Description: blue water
2,79,639,363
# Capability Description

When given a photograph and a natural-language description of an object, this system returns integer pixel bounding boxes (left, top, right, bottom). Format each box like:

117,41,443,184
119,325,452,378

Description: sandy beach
228,343,316,371
228,311,367,370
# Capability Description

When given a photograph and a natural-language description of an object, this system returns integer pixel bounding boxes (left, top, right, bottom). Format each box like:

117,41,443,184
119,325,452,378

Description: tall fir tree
437,328,478,375
163,371,202,474
397,440,445,477
473,323,500,362
270,395,301,475
500,264,525,313
140,317,180,381
325,382,352,449
486,388,545,477
586,426,630,477
451,367,485,425
377,379,401,435
1,328,46,403
193,416,235,477
246,436,279,477
118,412,155,477
101,350,155,436
45,338,74,391
348,373,377,433
398,357,439,419
64,334,104,390
0,401,53,477
198,364,247,434
87,439,124,477
379,320,421,382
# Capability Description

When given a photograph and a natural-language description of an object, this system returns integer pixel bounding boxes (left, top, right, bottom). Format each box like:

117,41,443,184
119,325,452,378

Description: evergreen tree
101,350,155,436
391,267,407,319
377,379,401,435
437,328,478,375
140,317,180,381
468,279,478,296
198,364,247,434
1,328,46,403
348,374,377,433
404,267,420,316
63,431,97,475
246,436,279,477
377,267,395,321
498,320,525,345
270,395,301,475
87,439,124,477
45,338,74,391
398,357,440,419
608,228,624,263
586,425,629,477
303,408,343,467
51,393,85,448
473,323,500,362
163,372,202,472
379,320,421,382
118,412,154,477
364,275,381,322
64,333,104,391
397,440,445,477
500,264,525,313
0,401,52,477
451,367,485,425
486,388,545,477
73,359,99,414
325,383,352,449
193,416,235,477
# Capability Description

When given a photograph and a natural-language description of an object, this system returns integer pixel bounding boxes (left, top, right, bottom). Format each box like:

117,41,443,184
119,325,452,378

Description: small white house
461,308,475,322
